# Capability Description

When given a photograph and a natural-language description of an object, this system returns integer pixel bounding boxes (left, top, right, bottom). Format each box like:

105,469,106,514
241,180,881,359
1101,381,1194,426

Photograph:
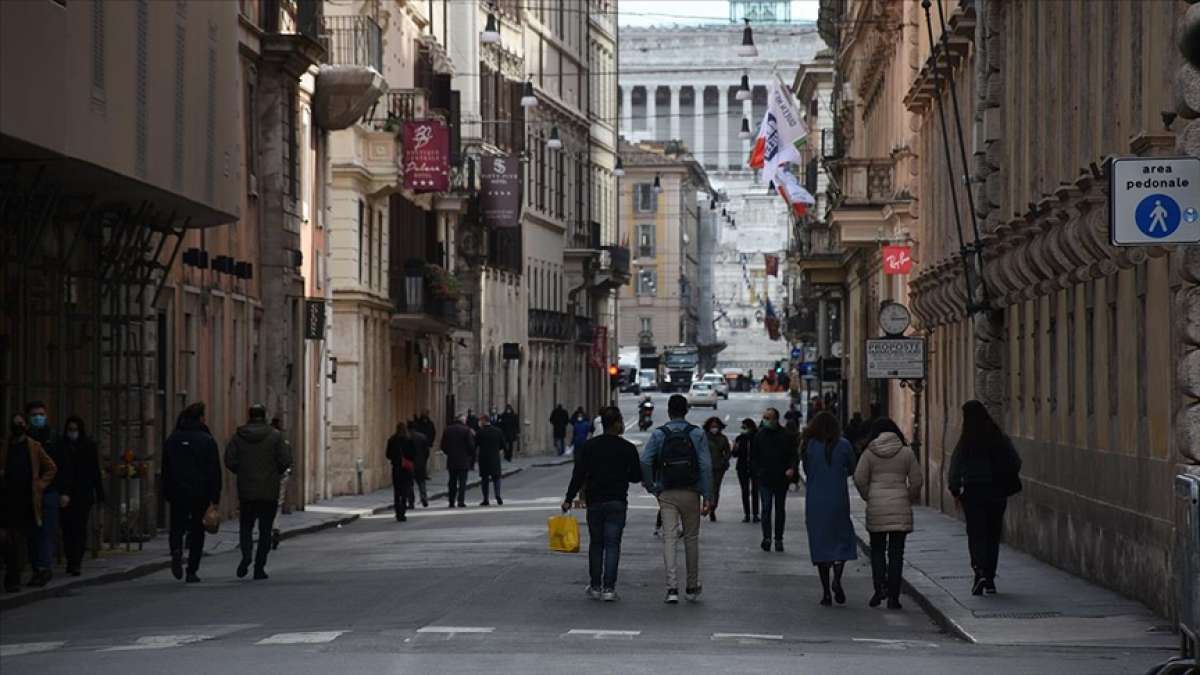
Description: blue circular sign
1134,193,1181,238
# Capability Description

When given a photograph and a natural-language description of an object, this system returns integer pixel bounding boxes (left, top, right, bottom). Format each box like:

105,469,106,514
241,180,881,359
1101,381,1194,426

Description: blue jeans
31,490,60,571
586,500,628,590
554,436,565,456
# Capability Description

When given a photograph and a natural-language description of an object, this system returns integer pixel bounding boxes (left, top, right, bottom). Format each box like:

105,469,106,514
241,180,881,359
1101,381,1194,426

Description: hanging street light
547,125,562,150
738,18,758,58
736,73,751,101
520,79,538,107
481,4,501,45
613,156,625,177
653,173,662,193
739,116,751,139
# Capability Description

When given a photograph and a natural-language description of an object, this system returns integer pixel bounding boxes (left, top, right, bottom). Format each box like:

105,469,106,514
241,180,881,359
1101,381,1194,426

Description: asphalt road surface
0,393,1164,674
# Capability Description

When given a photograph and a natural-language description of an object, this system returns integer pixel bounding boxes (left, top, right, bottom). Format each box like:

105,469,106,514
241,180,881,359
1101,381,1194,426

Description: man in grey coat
224,404,292,580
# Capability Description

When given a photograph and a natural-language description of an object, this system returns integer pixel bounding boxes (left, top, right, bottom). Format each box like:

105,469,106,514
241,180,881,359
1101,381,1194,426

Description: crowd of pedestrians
557,395,1021,610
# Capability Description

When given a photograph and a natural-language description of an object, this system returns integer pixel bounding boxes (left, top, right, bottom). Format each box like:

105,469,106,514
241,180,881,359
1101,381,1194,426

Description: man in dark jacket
224,404,293,580
751,407,798,553
475,416,506,506
563,406,643,601
163,402,222,583
498,405,520,462
415,411,437,446
59,416,105,576
386,423,415,522
440,415,476,508
407,422,431,509
550,404,570,456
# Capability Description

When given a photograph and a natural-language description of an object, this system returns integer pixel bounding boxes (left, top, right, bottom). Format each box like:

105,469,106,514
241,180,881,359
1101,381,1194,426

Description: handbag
201,503,221,534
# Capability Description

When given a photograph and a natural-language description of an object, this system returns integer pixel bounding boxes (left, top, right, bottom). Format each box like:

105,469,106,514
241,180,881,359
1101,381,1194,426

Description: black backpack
657,424,700,490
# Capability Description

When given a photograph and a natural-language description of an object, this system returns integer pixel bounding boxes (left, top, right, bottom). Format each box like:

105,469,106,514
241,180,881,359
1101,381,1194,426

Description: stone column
669,85,681,142
621,85,633,137
717,86,729,171
645,85,657,139
693,85,706,164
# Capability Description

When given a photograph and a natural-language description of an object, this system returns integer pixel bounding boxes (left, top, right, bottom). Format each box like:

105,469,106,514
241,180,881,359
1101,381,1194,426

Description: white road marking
363,505,659,519
852,638,939,649
302,505,374,517
256,631,346,645
711,633,784,641
564,629,641,639
104,635,213,651
0,642,66,657
416,626,495,634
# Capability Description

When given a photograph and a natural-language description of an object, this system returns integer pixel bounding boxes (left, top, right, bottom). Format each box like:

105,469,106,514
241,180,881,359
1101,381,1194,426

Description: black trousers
2,525,31,588
963,495,1007,580
238,500,278,572
447,470,469,506
869,531,908,600
392,469,413,519
737,470,759,518
61,499,93,571
759,484,788,541
503,437,515,462
169,498,210,574
479,474,501,502
410,477,428,508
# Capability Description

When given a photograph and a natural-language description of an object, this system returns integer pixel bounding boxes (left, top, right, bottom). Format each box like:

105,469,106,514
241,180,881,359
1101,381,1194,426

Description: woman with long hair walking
948,400,1022,595
853,417,922,609
802,412,858,606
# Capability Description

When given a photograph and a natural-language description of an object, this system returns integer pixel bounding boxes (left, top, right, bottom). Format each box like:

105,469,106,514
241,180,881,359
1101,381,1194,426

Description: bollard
355,458,364,495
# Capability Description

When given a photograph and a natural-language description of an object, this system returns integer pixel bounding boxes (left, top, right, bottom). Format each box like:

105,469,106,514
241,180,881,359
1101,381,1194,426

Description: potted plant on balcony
425,264,462,321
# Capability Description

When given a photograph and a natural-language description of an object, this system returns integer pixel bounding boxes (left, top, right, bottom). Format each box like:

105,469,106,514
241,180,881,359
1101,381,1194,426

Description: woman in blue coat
570,407,592,454
802,411,858,606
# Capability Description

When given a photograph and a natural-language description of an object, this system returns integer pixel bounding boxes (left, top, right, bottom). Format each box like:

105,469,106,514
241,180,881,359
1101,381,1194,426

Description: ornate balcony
529,309,571,341
313,15,387,131
390,259,461,333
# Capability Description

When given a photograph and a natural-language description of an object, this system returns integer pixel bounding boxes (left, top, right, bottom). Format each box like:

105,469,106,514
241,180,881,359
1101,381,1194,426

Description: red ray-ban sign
403,120,450,193
590,326,608,368
882,245,914,275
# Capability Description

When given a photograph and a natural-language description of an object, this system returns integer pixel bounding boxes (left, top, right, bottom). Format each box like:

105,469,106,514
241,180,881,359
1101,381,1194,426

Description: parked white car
687,381,719,409
701,373,729,399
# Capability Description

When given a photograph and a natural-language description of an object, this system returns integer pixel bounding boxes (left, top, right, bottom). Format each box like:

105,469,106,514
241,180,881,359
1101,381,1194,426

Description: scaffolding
1,160,186,550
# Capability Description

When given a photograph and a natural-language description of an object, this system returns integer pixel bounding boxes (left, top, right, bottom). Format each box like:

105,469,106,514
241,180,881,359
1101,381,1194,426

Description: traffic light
608,364,620,388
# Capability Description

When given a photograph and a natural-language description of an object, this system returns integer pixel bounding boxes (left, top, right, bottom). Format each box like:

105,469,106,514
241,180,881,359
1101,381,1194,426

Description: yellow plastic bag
547,514,580,553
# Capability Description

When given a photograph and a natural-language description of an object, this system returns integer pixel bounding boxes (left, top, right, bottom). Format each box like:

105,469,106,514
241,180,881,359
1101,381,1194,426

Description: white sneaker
602,589,618,602
685,586,703,602
664,588,679,604
586,586,602,600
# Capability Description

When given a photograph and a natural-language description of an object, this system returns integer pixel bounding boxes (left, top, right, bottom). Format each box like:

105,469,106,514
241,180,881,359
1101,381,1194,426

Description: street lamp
520,79,538,108
739,116,751,139
613,156,625,177
738,18,758,58
481,4,501,45
736,73,751,101
547,125,562,150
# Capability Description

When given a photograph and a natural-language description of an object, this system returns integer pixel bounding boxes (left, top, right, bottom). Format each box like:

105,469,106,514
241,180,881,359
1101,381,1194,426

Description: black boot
817,564,832,606
868,585,886,608
171,551,184,580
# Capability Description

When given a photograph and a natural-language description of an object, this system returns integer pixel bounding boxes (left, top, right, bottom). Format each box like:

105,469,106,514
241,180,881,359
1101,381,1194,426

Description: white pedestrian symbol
1148,200,1169,233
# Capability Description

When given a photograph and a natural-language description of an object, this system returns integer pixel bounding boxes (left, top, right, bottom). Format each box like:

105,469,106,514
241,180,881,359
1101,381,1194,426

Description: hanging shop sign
403,120,450,193
865,337,926,380
481,154,521,228
1109,156,1200,246
590,326,608,369
882,245,914,275
304,299,326,340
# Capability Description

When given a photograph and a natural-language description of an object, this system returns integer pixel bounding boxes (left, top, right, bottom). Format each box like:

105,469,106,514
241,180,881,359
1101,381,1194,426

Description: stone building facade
819,0,1200,616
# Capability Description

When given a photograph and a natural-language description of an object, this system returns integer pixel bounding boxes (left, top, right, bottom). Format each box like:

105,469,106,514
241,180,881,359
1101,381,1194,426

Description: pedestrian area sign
1110,157,1200,246
866,338,926,380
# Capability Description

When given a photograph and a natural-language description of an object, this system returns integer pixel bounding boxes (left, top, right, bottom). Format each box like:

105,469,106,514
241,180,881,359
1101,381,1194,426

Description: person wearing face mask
703,417,732,522
24,401,64,584
732,419,759,523
750,408,799,553
2,414,57,590
58,416,105,576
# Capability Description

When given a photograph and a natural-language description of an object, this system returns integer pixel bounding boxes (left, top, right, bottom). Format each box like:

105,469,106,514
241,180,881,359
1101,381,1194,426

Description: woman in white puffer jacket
853,417,923,610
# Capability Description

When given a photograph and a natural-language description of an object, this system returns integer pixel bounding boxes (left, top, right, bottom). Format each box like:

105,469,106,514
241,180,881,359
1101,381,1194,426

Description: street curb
1,465,535,612
849,516,976,644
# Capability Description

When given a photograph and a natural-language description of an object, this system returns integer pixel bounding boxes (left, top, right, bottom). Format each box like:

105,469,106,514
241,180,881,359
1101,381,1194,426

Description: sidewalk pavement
0,453,572,611
848,493,1177,649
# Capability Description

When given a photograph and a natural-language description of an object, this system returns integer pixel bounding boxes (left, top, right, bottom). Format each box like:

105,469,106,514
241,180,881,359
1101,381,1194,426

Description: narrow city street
0,394,1169,674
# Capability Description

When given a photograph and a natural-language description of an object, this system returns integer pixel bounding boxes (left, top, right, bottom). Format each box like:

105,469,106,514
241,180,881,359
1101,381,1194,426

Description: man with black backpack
640,394,714,604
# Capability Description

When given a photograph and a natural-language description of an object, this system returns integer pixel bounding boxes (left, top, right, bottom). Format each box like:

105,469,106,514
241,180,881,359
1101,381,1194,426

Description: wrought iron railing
320,15,382,71
529,309,571,341
575,316,594,344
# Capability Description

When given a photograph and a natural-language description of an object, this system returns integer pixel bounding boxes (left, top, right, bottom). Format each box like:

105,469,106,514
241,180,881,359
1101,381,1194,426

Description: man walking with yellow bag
561,407,643,602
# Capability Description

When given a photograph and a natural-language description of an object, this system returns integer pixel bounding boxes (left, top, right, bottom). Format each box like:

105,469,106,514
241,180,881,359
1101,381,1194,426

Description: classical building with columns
618,13,826,374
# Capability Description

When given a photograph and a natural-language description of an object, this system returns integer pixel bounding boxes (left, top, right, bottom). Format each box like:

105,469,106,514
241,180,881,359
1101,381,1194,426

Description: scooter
638,404,654,431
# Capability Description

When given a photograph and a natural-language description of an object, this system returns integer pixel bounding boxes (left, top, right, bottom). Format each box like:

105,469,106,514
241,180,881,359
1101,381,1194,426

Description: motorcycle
638,402,654,431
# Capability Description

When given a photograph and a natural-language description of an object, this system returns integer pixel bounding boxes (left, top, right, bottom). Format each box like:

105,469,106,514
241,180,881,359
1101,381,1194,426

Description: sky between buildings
619,0,820,27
